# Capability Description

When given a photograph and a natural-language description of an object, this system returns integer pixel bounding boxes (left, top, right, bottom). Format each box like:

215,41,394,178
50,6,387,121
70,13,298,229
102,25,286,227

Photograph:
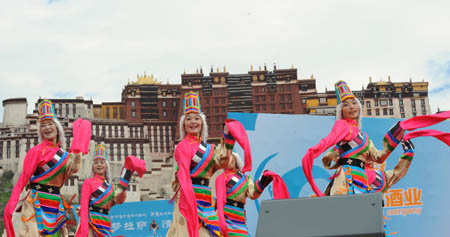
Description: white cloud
1,0,450,120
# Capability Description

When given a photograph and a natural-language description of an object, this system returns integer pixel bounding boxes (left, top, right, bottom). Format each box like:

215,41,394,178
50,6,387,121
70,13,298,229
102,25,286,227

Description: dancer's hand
389,121,405,142
260,171,273,187
401,139,414,151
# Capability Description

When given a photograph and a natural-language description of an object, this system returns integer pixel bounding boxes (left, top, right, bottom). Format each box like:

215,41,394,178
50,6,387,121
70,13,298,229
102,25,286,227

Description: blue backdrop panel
228,112,450,237
109,200,173,237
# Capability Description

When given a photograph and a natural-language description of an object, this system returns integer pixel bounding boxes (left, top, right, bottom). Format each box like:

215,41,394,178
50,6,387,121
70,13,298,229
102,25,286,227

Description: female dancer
304,81,450,197
215,119,289,237
3,99,91,236
303,81,406,196
167,91,238,237
76,144,146,236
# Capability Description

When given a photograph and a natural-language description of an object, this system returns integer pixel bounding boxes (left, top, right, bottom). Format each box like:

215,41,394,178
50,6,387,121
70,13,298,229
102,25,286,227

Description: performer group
3,80,450,237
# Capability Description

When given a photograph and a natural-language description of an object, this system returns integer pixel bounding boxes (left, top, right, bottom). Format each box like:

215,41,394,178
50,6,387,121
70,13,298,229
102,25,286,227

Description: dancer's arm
66,152,82,176
368,121,405,163
322,146,340,169
247,174,273,200
384,140,414,190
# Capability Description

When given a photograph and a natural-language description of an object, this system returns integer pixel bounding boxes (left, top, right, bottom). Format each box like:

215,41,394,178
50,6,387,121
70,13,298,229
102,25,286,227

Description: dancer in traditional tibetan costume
215,119,290,237
76,144,146,237
303,80,450,197
167,91,231,237
3,99,91,237
303,81,407,196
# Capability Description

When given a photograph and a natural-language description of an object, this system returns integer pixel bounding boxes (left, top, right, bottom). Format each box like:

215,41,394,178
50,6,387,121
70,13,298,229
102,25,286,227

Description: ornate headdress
183,91,201,114
335,80,355,104
39,99,57,121
93,144,107,160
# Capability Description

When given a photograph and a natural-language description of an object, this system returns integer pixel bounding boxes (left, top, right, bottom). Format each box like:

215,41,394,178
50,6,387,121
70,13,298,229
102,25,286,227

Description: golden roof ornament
133,73,161,85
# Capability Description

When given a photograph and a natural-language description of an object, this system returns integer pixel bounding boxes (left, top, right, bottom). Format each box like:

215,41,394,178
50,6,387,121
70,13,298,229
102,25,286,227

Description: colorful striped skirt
30,189,69,235
89,210,112,236
224,203,248,237
193,183,221,237
342,164,371,194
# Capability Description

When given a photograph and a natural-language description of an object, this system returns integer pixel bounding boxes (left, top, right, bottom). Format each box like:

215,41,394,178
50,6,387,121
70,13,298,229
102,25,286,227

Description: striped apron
89,180,115,236
336,131,372,194
224,172,250,237
29,149,70,235
190,141,221,237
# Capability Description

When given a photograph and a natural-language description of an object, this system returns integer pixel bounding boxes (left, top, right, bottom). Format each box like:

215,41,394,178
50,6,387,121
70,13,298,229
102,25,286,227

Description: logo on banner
384,187,423,216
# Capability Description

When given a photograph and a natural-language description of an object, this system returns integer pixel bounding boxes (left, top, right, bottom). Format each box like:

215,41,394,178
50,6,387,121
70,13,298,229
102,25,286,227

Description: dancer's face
341,98,359,120
184,113,202,137
93,158,107,177
40,119,58,143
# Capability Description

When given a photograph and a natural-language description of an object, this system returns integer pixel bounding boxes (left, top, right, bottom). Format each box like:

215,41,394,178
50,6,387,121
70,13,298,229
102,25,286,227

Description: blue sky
1,0,450,120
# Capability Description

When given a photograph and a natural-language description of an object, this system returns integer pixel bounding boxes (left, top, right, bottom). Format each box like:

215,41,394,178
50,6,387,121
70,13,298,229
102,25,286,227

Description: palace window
117,144,122,161
26,138,31,152
132,143,136,156
7,141,11,159
113,108,118,119
110,143,115,161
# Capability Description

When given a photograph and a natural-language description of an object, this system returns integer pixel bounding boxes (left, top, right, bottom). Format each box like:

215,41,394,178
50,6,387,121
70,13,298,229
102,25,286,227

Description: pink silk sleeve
174,141,199,237
124,156,147,178
3,146,42,237
224,119,253,173
70,119,92,155
76,178,92,237
302,120,352,197
400,111,450,131
263,170,290,199
404,129,450,147
215,172,228,237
